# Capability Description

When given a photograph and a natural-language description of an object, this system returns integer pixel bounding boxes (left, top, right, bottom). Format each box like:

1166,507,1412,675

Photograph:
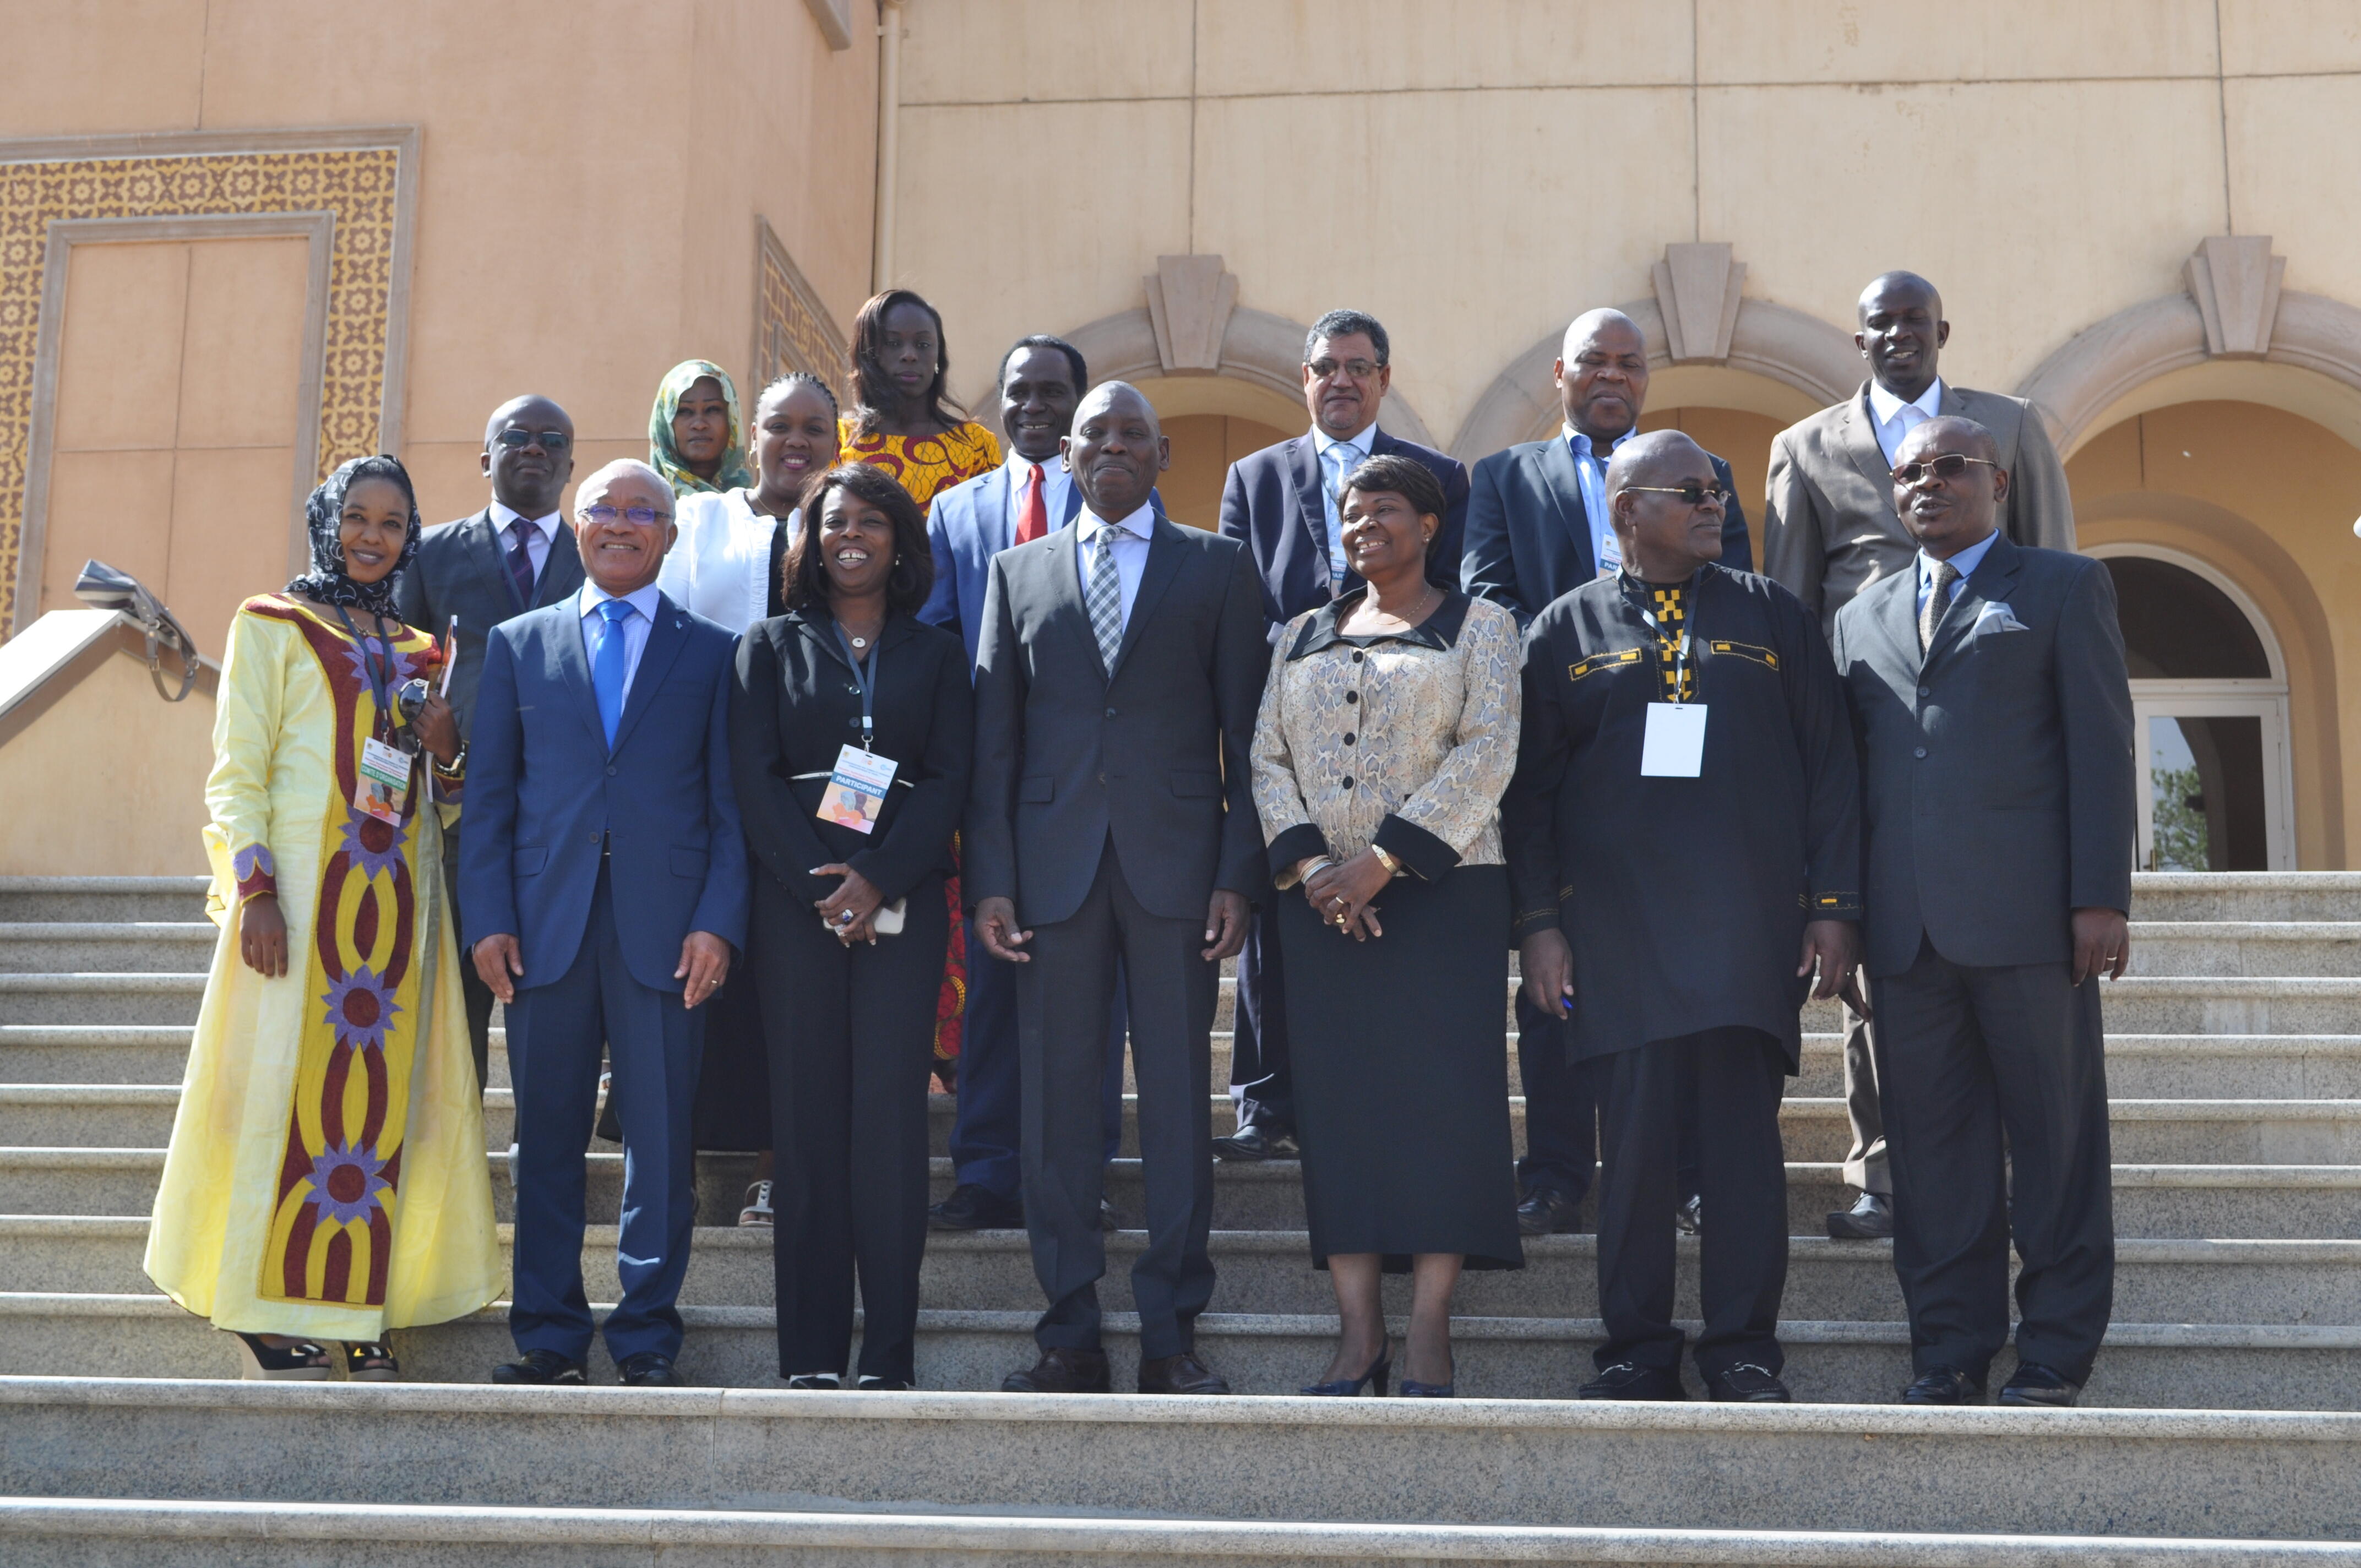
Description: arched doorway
2091,547,2295,871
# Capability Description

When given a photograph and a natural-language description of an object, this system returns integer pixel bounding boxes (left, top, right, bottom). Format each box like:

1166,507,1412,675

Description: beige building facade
2,1,2357,876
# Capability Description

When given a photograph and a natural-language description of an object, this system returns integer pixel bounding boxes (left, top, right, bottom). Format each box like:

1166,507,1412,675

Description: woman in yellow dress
145,455,503,1380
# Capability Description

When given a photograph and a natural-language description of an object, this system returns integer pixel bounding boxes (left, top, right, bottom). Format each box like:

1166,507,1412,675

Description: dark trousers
1519,996,1702,1205
1228,897,1294,1132
951,918,1127,1199
753,872,946,1383
1021,842,1216,1360
1872,937,2114,1385
1595,1027,1788,1380
504,863,702,1364
442,832,496,1092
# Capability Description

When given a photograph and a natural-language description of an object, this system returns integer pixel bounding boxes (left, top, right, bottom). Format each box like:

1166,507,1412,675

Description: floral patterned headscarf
284,455,422,617
648,359,755,496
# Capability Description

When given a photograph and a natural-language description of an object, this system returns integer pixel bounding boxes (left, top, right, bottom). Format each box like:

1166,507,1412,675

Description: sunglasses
1622,481,1731,506
494,428,572,451
578,503,672,527
1892,454,1999,486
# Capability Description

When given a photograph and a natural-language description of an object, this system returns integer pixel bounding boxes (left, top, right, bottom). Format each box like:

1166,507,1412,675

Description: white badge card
1639,702,1708,777
356,736,414,824
817,745,899,834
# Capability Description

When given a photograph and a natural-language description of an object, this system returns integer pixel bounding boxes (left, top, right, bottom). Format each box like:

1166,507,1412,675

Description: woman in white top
660,372,842,630
658,369,842,1225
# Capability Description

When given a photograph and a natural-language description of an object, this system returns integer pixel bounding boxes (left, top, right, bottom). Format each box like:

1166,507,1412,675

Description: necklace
1358,581,1438,630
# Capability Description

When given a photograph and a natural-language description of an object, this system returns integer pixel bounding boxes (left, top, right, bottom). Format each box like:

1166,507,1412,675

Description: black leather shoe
1675,1193,1703,1235
1999,1362,2081,1407
1577,1361,1684,1400
856,1375,915,1391
929,1183,1023,1231
1516,1185,1582,1237
1210,1124,1299,1162
1002,1347,1111,1393
490,1348,586,1385
1139,1352,1231,1395
1827,1191,1894,1240
1901,1366,1984,1404
616,1351,684,1387
1705,1362,1791,1402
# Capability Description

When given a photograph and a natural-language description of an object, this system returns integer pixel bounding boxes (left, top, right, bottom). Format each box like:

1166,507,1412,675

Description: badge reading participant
818,745,899,834
1639,702,1708,777
357,734,414,824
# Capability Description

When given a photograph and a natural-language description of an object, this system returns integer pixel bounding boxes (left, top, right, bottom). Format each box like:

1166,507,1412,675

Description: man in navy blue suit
1461,307,1751,1240
463,458,748,1387
1212,308,1468,1161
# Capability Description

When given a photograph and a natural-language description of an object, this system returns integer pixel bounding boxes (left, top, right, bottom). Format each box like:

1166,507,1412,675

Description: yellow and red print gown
146,595,502,1337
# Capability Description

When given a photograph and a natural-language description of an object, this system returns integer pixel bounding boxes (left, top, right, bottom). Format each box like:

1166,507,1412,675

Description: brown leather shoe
1138,1352,1231,1395
1000,1347,1111,1393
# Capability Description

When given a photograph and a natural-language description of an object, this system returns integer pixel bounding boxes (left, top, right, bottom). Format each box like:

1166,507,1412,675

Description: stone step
2129,872,2361,923
6,1376,2360,1539
0,923,220,973
13,1500,2361,1568
0,876,209,923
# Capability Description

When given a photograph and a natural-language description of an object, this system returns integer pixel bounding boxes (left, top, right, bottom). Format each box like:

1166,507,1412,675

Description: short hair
995,334,1088,395
1339,452,1448,560
1305,309,1390,367
755,371,838,421
575,458,672,510
784,464,934,616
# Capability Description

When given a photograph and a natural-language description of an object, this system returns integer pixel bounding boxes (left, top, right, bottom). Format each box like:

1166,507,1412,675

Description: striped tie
1086,526,1124,674
1919,559,1959,654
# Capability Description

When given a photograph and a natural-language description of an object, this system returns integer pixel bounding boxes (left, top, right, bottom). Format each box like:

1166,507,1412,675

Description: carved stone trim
1652,242,1747,364
1144,255,1239,375
2185,236,2285,360
750,216,849,404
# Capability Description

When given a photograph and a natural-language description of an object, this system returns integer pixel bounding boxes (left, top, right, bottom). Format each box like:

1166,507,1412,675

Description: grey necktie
1086,526,1125,673
1919,560,1960,653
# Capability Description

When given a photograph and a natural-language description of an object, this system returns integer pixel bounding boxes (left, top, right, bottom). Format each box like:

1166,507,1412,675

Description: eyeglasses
1621,481,1731,507
579,503,672,527
1307,358,1382,381
494,429,572,451
1892,454,1999,486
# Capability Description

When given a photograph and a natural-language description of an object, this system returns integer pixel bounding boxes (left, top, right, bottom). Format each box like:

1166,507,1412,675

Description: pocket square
1974,601,2030,633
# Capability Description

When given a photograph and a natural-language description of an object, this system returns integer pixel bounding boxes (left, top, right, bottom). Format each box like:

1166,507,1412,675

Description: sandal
738,1179,774,1228
344,1341,400,1381
231,1331,332,1381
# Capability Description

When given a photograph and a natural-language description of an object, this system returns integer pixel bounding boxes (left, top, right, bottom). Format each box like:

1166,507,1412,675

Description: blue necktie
592,598,634,747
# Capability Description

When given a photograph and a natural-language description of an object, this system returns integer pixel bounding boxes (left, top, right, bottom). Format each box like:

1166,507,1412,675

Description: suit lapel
1838,386,1900,518
1533,438,1594,580
1043,525,1103,682
1923,532,2021,674
463,511,522,613
1870,566,1926,677
976,468,1013,554
535,524,585,607
548,592,607,745
1109,518,1185,680
610,595,690,756
1284,435,1331,578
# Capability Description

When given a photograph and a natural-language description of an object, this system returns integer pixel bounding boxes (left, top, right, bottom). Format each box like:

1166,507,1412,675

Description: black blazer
394,510,585,742
1832,533,2136,978
1217,426,1470,644
730,609,974,907
967,514,1271,927
1461,438,1751,627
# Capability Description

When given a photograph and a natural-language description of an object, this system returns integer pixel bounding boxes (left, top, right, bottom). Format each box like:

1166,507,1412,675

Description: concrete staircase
3,871,2359,1564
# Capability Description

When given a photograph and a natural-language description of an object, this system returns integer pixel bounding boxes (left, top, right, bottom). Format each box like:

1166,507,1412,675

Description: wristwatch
431,743,468,780
1370,843,1405,879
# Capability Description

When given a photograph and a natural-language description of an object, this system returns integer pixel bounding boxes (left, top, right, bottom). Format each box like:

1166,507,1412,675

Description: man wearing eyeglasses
1831,415,2130,1407
1212,308,1470,1166
398,396,587,1086
1760,271,2077,1243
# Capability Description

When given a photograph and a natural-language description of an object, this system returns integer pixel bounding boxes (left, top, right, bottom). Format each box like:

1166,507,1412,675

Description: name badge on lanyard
335,603,416,821
1634,586,1706,778
816,625,899,834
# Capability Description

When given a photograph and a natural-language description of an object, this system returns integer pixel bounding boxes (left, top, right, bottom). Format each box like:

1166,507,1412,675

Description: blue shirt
1915,529,1998,618
1563,423,1634,578
1311,421,1376,586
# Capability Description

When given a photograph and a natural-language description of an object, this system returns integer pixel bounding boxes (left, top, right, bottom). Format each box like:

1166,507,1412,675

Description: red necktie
1015,464,1048,543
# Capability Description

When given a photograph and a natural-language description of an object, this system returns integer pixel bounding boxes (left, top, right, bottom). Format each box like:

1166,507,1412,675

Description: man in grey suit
1761,272,2077,1239
969,383,1269,1396
395,395,585,1086
1832,415,2133,1408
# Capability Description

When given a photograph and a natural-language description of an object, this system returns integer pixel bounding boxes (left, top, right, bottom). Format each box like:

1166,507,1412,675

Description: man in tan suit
1761,270,2076,1241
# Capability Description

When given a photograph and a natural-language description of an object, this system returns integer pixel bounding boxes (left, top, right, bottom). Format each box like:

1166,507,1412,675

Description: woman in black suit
731,462,973,1389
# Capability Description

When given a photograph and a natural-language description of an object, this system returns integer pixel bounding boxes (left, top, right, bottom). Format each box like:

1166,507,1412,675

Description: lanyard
833,623,880,753
1629,571,1699,703
331,603,398,738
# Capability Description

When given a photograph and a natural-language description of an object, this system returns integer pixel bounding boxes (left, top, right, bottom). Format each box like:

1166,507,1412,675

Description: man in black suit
1461,308,1750,1239
969,383,1269,1395
396,395,586,1086
1832,415,2134,1408
1212,308,1469,1163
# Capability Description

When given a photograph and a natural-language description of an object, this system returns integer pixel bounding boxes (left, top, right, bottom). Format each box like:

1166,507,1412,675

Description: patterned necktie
1919,560,1959,654
504,519,537,607
1086,526,1125,674
1322,444,1357,586
592,598,634,747
1016,464,1048,544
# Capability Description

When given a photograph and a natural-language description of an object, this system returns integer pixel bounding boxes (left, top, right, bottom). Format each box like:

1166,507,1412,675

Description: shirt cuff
1509,901,1562,944
1374,814,1461,883
231,845,278,905
1804,889,1864,921
1266,823,1331,888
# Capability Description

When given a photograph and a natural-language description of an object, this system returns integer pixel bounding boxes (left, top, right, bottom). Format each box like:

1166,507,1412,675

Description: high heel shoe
1301,1348,1390,1397
1396,1378,1455,1397
343,1341,399,1381
230,1332,331,1381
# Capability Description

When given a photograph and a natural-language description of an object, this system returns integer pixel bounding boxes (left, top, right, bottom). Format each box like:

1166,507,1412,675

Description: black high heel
1301,1348,1391,1397
1396,1376,1455,1397
230,1332,331,1381
343,1341,399,1381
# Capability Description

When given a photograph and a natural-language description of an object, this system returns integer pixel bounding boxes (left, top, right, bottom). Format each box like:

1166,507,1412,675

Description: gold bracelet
1370,843,1404,878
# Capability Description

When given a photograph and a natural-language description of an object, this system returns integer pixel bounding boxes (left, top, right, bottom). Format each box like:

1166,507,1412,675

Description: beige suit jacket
1761,381,2076,633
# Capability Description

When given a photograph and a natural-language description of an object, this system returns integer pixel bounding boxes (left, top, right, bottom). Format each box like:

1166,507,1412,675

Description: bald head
482,394,575,515
1603,429,1708,495
576,458,671,510
1891,415,2006,559
1557,309,1649,442
1604,430,1728,583
1857,271,1947,402
1071,380,1161,441
1063,380,1168,519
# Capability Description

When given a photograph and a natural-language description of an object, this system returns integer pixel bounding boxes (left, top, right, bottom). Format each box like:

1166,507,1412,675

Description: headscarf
649,359,755,496
284,454,422,617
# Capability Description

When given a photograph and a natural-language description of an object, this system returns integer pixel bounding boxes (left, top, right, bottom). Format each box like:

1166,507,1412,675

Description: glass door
2133,689,2293,871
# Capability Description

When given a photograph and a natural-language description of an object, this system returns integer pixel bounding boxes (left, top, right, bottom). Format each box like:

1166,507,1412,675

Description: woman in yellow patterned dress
146,456,503,1380
837,288,1002,1076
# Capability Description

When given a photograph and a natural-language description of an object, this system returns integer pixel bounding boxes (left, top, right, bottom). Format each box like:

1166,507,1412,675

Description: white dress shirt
1076,503,1156,629
1003,448,1076,538
1562,423,1635,579
578,580,662,705
1869,377,1946,467
657,488,797,633
489,502,559,579
1914,527,1998,618
1310,420,1377,585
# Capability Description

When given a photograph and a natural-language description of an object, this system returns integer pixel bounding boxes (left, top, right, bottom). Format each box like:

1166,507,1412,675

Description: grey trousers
1841,999,1890,1195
